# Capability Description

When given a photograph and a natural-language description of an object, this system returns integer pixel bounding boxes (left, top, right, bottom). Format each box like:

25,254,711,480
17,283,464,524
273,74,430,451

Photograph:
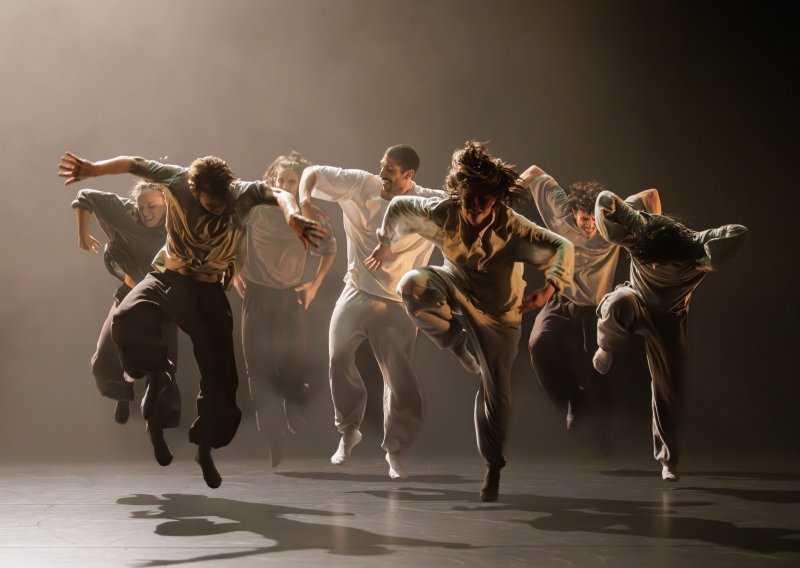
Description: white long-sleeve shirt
377,195,574,317
595,190,749,314
301,165,443,302
530,174,644,306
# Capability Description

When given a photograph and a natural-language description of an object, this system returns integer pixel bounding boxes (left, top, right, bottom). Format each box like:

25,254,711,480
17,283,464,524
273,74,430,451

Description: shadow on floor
353,485,800,555
117,493,477,566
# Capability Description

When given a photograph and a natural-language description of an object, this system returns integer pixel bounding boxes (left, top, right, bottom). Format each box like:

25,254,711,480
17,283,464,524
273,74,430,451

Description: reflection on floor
0,456,798,567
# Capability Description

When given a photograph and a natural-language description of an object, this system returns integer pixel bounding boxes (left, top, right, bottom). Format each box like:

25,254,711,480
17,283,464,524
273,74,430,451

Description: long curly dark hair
567,181,605,214
630,214,703,264
443,141,527,206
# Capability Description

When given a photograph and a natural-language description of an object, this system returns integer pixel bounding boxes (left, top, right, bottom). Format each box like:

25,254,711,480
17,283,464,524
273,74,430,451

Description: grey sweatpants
597,286,688,468
328,284,423,454
398,267,520,469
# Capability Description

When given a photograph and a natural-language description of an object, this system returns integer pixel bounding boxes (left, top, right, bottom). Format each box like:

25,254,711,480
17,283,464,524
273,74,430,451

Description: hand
294,281,318,310
78,232,102,254
364,242,395,271
58,151,96,185
519,283,556,313
288,213,327,250
232,273,247,299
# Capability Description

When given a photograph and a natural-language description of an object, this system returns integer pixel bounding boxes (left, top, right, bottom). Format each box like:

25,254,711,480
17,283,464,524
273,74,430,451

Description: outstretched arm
58,152,145,185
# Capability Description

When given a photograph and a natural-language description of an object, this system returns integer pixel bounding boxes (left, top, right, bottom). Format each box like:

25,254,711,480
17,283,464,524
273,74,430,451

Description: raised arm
595,190,647,246
697,224,749,270
58,152,146,185
520,165,573,232
633,188,662,214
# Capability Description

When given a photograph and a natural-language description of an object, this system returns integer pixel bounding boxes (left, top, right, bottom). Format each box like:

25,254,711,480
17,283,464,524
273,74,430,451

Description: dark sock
195,445,222,488
480,466,501,502
114,401,130,424
148,428,173,466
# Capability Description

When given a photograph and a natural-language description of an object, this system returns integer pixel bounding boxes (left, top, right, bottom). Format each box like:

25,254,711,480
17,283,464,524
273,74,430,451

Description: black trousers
91,284,178,403
529,294,613,420
241,282,307,436
112,270,241,448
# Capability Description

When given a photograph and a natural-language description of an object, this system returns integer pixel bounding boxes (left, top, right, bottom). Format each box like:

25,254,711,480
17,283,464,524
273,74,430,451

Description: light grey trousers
398,267,521,469
328,284,423,454
597,286,688,468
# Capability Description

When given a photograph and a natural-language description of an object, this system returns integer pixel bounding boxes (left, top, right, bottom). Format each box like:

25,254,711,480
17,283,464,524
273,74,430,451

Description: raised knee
397,268,429,300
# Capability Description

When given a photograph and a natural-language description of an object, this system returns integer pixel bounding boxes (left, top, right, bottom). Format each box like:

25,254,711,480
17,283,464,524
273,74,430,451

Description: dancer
233,151,337,467
366,142,574,501
592,190,748,481
58,151,323,488
298,145,442,479
71,182,178,425
522,166,660,440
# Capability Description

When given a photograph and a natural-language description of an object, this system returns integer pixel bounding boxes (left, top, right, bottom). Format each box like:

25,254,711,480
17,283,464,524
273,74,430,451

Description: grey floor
1,453,798,567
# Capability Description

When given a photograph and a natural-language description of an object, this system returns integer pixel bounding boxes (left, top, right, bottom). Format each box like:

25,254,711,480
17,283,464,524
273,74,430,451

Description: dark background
0,0,796,467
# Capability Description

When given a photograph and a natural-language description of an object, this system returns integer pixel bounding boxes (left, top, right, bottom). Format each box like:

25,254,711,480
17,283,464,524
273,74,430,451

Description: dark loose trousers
112,270,241,448
241,282,307,436
92,284,178,403
528,294,612,421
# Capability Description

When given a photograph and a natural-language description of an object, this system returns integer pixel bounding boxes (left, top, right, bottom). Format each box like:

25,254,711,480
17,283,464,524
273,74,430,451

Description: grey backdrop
0,0,796,466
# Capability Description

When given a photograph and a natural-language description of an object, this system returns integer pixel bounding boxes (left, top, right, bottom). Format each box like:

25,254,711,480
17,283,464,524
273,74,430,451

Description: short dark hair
188,156,235,201
630,214,703,264
443,141,526,206
263,150,312,184
568,181,605,214
385,144,420,173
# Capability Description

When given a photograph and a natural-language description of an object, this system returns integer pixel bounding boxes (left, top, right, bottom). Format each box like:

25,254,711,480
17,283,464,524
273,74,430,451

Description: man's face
196,191,231,216
460,189,497,227
573,209,597,238
378,154,412,200
137,191,167,228
273,167,301,196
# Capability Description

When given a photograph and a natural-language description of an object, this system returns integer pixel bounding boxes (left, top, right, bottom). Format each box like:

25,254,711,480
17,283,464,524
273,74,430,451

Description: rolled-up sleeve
303,165,370,203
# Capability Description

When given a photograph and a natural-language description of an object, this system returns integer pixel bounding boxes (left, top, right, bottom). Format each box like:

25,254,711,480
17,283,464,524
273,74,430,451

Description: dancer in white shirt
298,145,443,479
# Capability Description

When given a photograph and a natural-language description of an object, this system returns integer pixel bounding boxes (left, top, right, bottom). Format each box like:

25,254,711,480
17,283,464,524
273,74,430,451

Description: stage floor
1,454,798,567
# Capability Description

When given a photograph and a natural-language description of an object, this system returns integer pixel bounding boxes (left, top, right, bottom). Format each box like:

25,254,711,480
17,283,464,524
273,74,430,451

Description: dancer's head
130,181,167,228
444,141,525,227
631,215,702,265
263,151,312,197
379,144,420,200
567,181,604,238
188,156,236,216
